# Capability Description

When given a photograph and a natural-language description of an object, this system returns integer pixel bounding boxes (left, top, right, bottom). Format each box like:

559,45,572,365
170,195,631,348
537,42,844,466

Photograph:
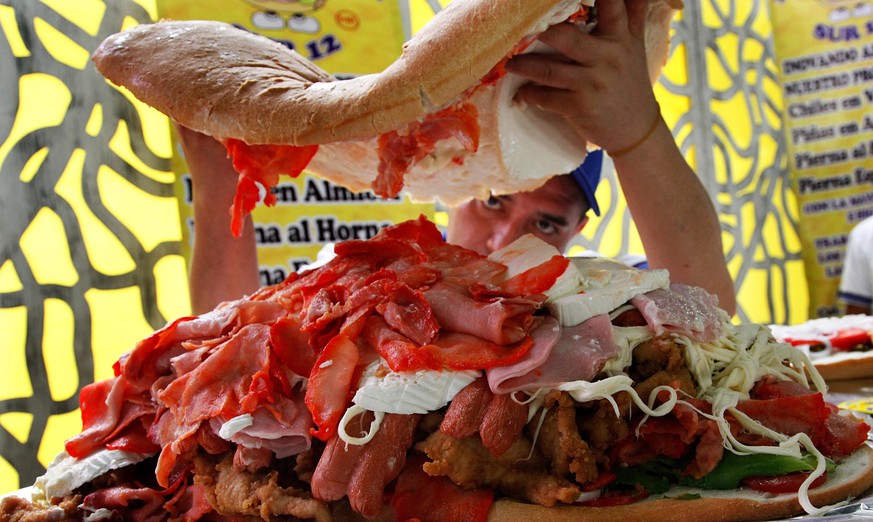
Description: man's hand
505,0,660,153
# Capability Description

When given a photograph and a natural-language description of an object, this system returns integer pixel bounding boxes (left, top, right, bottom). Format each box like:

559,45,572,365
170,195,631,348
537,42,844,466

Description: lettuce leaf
610,453,834,494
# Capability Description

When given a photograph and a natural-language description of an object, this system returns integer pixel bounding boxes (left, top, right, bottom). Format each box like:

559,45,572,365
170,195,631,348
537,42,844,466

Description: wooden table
825,377,873,412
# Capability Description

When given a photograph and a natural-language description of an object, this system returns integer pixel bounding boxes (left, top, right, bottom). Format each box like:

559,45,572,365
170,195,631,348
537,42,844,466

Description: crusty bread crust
92,20,336,145
92,0,681,146
91,0,682,204
645,0,683,82
814,352,873,381
92,1,575,146
487,443,873,522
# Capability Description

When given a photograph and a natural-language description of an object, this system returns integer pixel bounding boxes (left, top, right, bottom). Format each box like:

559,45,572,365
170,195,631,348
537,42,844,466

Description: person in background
179,127,261,315
838,215,873,315
182,0,736,317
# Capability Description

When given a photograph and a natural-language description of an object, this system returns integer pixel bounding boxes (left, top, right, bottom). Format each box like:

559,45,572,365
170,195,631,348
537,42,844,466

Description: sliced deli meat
8,216,873,522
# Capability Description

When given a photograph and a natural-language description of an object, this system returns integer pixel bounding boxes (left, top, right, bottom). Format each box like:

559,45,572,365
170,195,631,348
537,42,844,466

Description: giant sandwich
2,216,872,521
770,315,873,381
90,0,680,234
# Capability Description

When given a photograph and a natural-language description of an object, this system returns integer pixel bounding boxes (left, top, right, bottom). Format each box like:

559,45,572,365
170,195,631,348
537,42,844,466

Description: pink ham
210,392,313,459
423,282,540,345
631,283,725,343
83,486,166,522
153,324,306,486
487,314,620,394
426,243,507,288
65,377,155,458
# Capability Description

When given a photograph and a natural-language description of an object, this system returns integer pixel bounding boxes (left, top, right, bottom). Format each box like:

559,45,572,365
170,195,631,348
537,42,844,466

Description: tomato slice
741,471,828,494
581,471,617,492
828,328,871,351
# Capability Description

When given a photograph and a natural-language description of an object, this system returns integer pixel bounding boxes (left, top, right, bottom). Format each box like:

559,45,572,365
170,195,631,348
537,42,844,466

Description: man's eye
535,220,558,235
483,196,501,209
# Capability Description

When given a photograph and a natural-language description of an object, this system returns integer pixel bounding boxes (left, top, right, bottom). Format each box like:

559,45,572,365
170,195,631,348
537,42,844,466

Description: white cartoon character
243,0,326,34
819,0,873,22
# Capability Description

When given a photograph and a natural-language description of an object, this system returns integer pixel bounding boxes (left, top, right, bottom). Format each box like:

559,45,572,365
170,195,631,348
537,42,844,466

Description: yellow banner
158,0,434,277
770,0,873,317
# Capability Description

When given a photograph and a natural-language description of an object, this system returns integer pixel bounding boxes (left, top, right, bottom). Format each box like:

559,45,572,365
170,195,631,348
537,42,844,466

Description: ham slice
211,392,312,459
423,282,539,345
631,283,727,343
65,378,154,459
487,314,621,394
153,324,315,486
82,486,166,522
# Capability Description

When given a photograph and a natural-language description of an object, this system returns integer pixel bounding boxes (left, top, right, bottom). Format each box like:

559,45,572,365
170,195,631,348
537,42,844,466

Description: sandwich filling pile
2,216,871,521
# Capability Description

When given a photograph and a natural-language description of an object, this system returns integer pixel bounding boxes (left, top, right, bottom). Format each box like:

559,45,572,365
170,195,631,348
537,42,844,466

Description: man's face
446,175,589,255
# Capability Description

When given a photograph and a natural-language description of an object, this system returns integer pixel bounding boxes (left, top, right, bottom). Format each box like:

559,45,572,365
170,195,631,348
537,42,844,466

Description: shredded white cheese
218,414,254,439
338,405,384,446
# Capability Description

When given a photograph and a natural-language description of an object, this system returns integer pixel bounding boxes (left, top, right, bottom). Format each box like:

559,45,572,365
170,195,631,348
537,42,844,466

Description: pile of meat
2,217,869,522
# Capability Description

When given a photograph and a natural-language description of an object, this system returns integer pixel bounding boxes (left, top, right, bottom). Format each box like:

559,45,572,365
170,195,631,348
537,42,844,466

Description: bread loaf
92,0,682,205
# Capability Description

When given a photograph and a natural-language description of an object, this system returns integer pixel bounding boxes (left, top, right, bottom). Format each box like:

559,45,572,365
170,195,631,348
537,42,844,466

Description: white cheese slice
353,361,480,415
34,449,150,500
547,257,670,326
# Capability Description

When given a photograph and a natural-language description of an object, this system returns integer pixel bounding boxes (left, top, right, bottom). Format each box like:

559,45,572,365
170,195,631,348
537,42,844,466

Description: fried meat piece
234,446,273,473
0,495,82,522
536,391,600,485
193,453,330,522
576,395,630,452
416,431,580,507
630,337,697,400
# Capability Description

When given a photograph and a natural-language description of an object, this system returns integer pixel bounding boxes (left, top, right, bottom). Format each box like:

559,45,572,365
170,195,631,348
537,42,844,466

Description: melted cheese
352,361,480,415
548,257,670,326
338,363,479,446
33,449,150,501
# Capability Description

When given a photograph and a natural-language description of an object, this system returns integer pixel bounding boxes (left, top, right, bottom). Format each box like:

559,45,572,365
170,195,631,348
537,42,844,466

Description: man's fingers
505,52,585,89
535,22,593,64
624,0,648,39
513,84,577,114
592,0,629,36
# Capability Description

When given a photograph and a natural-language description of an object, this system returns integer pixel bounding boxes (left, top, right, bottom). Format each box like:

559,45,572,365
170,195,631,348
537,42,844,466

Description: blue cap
570,149,607,216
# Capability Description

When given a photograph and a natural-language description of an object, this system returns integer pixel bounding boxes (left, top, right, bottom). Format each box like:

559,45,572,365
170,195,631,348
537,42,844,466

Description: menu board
158,0,435,284
769,0,873,317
